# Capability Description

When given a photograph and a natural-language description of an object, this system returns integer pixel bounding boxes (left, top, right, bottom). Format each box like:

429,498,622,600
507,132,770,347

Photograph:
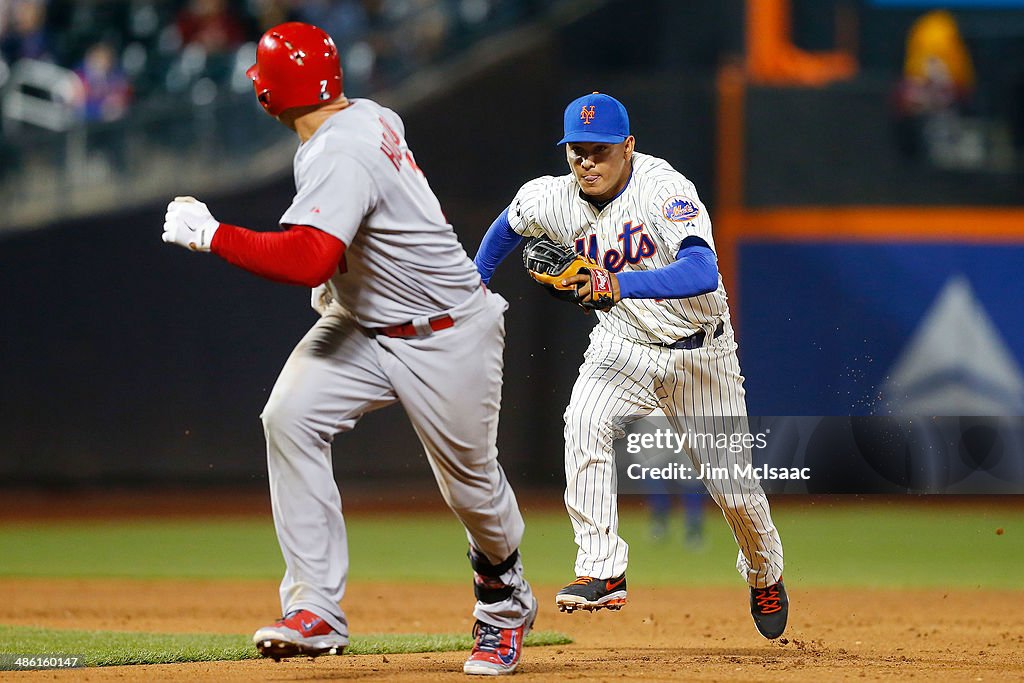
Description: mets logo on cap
557,92,630,145
663,197,700,223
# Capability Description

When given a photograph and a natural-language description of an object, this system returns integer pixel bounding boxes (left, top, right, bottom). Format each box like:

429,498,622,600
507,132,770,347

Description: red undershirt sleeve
210,223,346,288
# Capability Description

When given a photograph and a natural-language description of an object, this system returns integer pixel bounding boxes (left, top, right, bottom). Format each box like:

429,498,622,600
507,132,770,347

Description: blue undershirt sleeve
616,242,719,300
473,208,523,285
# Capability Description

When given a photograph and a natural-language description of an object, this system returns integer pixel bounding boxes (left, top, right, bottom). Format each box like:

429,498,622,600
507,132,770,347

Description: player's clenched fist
564,269,620,309
162,196,220,252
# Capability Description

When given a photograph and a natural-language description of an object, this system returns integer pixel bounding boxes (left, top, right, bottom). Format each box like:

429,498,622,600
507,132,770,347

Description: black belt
663,321,725,350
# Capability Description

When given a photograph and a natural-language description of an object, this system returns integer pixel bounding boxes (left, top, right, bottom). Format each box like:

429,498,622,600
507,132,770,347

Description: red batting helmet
246,22,343,117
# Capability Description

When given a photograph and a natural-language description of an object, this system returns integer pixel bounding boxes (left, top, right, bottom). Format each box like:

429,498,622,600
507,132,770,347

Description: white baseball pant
261,286,533,639
563,324,784,587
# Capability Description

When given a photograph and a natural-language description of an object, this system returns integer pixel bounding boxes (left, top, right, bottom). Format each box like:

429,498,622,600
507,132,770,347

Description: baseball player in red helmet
161,22,537,675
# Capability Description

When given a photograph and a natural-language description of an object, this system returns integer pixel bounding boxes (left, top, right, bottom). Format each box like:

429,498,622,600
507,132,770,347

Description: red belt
377,314,454,338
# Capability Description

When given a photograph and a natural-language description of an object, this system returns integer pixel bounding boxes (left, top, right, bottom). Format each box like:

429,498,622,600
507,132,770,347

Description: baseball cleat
555,575,627,612
252,609,348,660
463,596,537,675
750,578,789,639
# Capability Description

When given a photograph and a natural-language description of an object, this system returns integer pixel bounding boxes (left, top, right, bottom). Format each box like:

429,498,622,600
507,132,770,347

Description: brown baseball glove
522,237,615,310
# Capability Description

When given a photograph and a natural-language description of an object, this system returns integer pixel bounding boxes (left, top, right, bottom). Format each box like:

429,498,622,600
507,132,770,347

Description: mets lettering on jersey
575,222,657,273
507,151,726,344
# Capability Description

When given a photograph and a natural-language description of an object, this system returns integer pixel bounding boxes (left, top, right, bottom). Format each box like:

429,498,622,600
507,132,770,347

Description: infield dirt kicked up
1,577,1022,682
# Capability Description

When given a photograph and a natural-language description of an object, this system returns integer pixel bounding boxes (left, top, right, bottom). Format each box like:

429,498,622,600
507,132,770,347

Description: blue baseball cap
557,92,630,145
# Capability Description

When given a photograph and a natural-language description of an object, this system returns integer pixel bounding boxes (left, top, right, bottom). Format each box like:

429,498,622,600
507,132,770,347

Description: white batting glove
162,196,220,252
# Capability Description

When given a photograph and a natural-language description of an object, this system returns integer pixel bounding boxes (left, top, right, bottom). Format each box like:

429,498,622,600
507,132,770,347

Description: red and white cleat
252,609,347,661
463,598,537,675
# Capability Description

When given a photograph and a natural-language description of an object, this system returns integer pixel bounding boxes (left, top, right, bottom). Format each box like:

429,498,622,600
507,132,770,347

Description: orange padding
737,207,1024,243
745,0,857,86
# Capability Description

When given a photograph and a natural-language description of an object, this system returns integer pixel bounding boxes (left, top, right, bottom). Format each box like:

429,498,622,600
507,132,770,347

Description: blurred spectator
892,10,976,163
176,0,246,54
251,0,299,33
295,0,378,91
400,0,451,63
416,5,449,61
896,10,975,117
72,41,132,122
648,488,707,551
0,0,54,64
0,0,537,133
298,0,369,47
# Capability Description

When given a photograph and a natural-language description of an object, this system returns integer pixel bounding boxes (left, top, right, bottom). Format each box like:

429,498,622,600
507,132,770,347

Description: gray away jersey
280,99,481,328
507,152,729,345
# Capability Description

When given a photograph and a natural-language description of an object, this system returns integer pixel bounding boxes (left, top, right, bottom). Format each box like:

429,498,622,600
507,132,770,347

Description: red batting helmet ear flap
245,63,273,112
248,22,343,117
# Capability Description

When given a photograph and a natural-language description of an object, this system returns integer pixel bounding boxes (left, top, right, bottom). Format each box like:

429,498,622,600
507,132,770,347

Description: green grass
0,624,571,667
0,504,1021,588
0,503,1018,668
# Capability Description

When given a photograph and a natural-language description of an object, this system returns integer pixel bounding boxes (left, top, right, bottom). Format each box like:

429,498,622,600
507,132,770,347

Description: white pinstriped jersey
507,152,728,345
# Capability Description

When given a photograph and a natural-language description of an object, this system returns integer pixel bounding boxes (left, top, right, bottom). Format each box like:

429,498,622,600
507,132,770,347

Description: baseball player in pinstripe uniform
474,93,788,639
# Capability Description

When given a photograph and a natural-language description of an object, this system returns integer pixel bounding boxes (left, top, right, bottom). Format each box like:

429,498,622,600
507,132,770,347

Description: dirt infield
2,578,1022,681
